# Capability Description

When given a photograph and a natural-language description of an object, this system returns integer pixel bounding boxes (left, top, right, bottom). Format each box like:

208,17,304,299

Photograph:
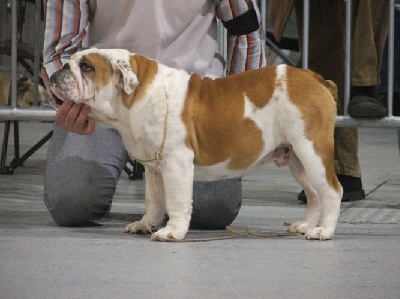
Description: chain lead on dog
130,73,169,167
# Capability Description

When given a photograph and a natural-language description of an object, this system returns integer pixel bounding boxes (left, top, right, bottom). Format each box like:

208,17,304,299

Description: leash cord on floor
226,226,299,238
146,215,299,242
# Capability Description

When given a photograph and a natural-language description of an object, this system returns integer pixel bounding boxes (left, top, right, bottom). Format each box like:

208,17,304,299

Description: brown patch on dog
286,66,341,192
182,66,277,170
121,55,158,109
80,53,112,89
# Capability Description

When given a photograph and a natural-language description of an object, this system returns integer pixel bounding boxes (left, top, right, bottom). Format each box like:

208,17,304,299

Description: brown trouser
295,0,389,177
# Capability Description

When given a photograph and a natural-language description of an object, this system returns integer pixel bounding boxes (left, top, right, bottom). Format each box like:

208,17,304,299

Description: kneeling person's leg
44,124,128,226
191,179,242,229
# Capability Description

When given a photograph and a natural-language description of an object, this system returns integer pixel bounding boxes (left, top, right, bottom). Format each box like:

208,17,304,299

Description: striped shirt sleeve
215,0,266,75
41,0,90,93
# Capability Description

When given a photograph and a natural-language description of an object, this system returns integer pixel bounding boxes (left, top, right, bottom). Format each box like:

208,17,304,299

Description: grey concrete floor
0,122,399,299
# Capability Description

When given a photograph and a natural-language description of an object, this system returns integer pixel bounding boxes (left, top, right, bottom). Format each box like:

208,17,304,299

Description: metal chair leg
0,120,12,174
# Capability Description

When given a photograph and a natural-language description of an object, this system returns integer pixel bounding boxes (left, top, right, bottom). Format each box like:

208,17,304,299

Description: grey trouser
44,123,242,229
295,0,389,178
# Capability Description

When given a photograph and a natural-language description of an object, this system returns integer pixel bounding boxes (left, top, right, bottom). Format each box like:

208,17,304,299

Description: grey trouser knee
44,124,128,226
191,179,242,229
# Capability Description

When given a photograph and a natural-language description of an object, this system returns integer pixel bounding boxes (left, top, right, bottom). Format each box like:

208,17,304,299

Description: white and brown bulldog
50,48,342,241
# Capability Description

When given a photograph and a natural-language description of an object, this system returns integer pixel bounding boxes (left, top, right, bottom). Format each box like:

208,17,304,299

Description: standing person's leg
44,124,129,226
379,6,400,115
352,0,389,86
295,0,364,201
348,0,389,117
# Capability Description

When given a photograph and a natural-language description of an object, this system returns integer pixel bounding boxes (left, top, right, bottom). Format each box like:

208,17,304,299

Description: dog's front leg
125,166,166,234
152,157,194,241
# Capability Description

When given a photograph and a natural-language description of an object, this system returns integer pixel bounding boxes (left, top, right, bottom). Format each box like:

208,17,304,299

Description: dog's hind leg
304,166,342,240
287,153,322,234
290,140,342,240
125,166,166,234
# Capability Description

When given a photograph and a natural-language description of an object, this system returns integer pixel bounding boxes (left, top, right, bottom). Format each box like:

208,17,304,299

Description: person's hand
55,100,96,135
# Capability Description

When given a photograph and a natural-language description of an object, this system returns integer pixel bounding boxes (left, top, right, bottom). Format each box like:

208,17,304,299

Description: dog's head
50,48,157,122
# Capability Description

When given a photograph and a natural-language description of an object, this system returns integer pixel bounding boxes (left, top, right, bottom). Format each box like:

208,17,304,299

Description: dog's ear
110,57,139,95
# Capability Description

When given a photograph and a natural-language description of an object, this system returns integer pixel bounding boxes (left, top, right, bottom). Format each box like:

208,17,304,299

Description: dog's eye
79,61,93,72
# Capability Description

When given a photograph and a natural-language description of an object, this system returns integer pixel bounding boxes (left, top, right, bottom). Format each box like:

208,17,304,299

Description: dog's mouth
51,91,64,106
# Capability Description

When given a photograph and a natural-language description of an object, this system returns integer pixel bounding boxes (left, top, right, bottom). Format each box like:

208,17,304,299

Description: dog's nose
62,63,70,70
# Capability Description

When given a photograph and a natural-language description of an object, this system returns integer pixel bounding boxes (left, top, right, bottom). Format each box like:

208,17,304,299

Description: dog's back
183,65,337,176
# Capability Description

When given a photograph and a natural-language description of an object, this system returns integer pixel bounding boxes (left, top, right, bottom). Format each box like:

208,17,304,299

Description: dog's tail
321,79,338,103
306,70,338,103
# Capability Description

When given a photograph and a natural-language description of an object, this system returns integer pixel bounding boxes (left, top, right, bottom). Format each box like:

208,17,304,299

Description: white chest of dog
50,48,342,241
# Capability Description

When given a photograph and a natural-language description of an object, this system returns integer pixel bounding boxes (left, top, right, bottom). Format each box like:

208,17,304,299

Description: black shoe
379,92,400,116
298,174,365,203
348,86,387,117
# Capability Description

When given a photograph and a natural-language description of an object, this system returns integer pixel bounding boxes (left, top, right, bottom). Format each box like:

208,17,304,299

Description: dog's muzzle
49,68,78,105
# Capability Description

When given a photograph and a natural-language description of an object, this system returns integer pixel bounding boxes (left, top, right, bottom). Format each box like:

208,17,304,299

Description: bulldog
0,73,50,107
50,48,342,241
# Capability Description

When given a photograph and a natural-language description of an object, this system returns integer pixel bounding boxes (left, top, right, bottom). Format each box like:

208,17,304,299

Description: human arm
41,0,94,134
216,0,266,75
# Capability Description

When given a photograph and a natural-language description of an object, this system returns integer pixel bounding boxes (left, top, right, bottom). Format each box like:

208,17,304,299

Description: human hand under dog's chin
55,99,96,135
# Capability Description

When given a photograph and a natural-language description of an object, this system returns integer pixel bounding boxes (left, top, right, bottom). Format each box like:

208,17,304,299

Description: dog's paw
305,227,334,240
124,221,157,234
287,220,315,234
151,226,187,241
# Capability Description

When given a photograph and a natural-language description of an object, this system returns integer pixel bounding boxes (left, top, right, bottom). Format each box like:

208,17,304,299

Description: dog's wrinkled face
49,48,139,120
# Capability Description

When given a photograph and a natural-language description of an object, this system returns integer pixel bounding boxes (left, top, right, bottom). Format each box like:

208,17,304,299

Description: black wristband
221,8,259,36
